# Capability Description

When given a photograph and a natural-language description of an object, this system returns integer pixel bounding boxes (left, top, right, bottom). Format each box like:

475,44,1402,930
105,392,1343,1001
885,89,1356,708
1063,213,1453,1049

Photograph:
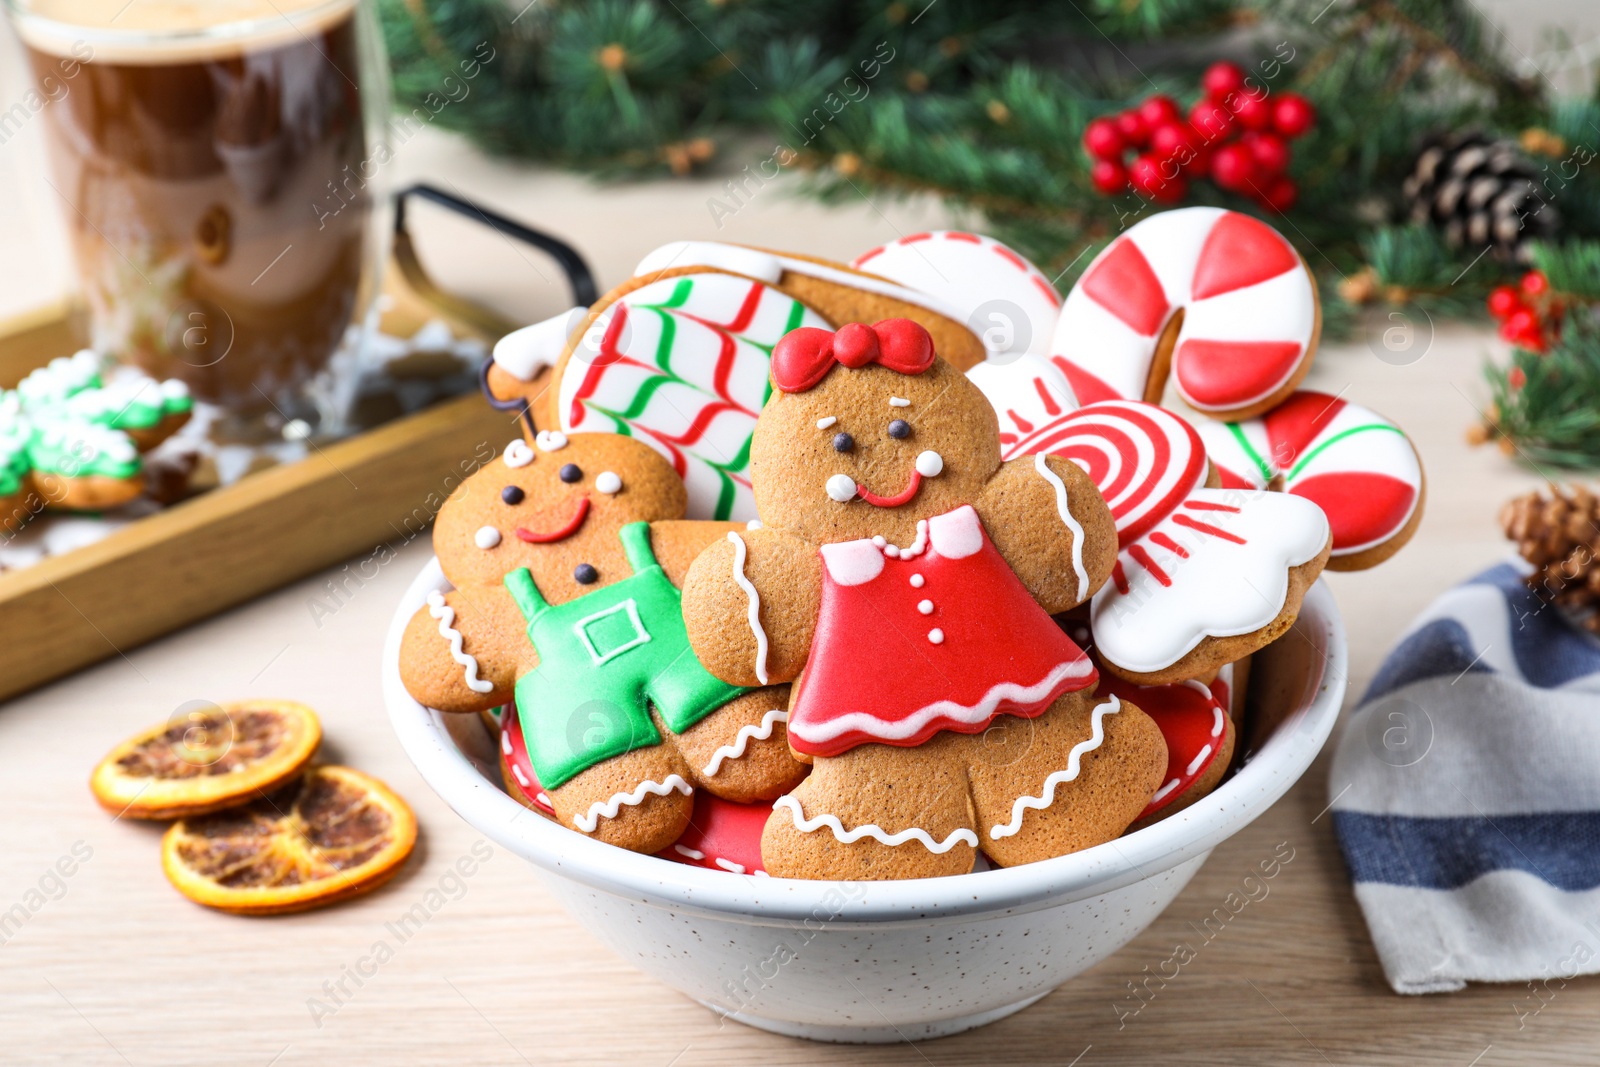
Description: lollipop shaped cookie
999,400,1332,684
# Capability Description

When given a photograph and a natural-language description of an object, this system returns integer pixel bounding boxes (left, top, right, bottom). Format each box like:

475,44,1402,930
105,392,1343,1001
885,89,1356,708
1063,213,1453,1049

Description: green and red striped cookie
1193,390,1424,571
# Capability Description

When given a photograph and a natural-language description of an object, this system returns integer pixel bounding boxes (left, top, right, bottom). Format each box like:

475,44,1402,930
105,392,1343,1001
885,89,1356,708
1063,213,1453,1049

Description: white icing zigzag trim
426,591,494,694
787,657,1094,747
572,775,692,832
1034,452,1090,598
773,795,979,854
701,708,789,777
727,531,770,685
990,695,1121,840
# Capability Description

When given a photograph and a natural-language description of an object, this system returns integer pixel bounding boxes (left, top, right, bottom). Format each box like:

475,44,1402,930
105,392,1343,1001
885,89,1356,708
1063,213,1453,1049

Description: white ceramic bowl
385,557,1345,1043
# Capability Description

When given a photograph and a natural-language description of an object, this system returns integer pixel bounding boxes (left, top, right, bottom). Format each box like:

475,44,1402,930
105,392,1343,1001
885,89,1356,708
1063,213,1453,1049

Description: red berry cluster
1082,61,1316,210
1488,271,1561,355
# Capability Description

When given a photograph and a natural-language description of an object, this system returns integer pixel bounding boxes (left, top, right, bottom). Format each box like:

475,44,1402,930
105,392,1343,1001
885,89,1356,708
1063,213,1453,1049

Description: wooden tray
0,186,588,701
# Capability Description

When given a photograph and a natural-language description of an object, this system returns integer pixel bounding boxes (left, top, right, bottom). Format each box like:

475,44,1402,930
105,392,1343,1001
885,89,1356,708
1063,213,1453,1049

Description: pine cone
1500,485,1600,629
1403,131,1560,265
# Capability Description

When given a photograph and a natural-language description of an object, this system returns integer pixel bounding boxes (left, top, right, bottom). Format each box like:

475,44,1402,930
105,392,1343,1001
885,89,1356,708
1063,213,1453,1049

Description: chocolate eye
574,563,598,584
501,485,524,505
888,419,911,439
559,463,582,483
832,432,855,453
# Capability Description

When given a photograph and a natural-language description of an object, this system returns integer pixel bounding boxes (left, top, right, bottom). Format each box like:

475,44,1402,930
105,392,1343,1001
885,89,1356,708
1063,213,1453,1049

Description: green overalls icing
503,521,748,790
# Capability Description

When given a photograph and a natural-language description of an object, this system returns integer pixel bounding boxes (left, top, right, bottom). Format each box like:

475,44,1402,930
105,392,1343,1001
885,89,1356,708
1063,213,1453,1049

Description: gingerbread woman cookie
681,319,1166,880
399,431,806,855
484,241,992,522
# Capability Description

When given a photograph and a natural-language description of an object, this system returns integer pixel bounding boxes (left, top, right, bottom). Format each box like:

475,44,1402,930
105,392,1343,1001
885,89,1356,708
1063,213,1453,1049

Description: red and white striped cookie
1194,390,1425,571
498,700,556,817
1005,400,1331,683
852,231,1061,360
1099,672,1234,827
1051,207,1320,421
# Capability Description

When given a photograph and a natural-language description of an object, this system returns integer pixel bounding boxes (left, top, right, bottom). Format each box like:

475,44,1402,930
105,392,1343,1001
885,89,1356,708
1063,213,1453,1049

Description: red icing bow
770,319,935,393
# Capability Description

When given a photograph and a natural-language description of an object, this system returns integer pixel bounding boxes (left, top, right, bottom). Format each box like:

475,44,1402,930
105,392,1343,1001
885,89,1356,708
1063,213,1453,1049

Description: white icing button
916,450,944,477
890,396,910,407
474,526,501,549
746,519,763,530
928,628,944,644
816,416,838,429
535,429,568,452
910,573,925,588
503,439,534,468
826,474,857,502
918,599,933,614
595,471,622,494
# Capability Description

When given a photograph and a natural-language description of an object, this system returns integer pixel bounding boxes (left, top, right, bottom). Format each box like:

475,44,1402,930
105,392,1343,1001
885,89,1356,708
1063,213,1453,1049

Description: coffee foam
15,0,357,63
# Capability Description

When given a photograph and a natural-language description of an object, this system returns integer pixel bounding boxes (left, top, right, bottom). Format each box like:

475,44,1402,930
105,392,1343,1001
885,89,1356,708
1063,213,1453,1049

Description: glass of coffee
5,0,390,438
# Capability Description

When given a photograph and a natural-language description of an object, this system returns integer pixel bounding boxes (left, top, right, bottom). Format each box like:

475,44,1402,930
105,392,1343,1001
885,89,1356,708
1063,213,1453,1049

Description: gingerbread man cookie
484,241,992,522
399,431,806,855
681,319,1166,881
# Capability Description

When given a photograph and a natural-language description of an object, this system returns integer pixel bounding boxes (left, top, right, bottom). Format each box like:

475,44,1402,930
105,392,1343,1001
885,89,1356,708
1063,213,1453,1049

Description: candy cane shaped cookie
1006,400,1331,684
1051,207,1320,420
852,232,1062,360
1195,390,1425,570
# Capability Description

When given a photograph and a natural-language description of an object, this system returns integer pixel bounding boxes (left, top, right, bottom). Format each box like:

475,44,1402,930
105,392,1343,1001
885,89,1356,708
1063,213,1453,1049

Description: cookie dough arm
400,586,526,713
647,519,745,588
976,453,1118,613
682,527,821,687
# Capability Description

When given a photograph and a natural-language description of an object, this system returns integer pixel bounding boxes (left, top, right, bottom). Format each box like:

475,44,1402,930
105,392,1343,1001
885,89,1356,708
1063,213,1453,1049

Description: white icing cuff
774,795,978,854
572,775,692,832
702,707,787,777
990,696,1120,839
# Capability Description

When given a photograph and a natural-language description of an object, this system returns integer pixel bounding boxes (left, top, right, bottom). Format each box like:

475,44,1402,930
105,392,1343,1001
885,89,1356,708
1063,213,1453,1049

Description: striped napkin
1329,563,1600,994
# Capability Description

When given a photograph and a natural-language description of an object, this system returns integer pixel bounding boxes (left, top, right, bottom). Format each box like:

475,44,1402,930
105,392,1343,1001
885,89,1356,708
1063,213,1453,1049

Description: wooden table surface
0,128,1589,1065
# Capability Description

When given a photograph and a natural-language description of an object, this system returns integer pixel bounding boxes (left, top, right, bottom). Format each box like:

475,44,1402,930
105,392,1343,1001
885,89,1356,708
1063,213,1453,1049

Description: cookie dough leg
761,738,977,881
546,744,696,855
671,686,808,803
969,690,1166,868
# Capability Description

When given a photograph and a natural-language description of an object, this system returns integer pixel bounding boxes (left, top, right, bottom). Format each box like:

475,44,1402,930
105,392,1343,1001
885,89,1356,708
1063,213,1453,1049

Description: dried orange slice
90,699,321,820
160,765,417,915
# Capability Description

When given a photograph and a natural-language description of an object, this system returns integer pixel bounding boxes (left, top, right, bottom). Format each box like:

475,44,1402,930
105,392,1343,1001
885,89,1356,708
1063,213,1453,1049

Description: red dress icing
787,505,1097,757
